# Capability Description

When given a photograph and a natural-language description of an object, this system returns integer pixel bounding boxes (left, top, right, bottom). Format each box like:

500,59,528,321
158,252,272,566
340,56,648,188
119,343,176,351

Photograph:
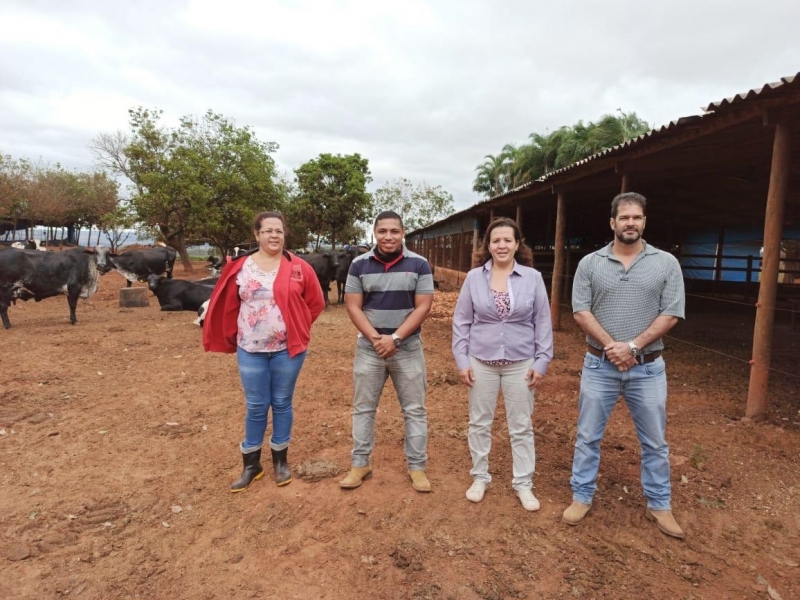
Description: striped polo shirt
572,241,685,354
345,245,434,344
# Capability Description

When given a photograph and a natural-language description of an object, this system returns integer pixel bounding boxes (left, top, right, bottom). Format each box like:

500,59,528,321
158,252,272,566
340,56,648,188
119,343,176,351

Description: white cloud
0,0,798,210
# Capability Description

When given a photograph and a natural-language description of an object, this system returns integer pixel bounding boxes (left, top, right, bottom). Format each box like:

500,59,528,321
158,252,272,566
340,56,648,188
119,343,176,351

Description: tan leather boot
646,509,685,539
408,470,432,493
562,501,591,525
339,466,372,489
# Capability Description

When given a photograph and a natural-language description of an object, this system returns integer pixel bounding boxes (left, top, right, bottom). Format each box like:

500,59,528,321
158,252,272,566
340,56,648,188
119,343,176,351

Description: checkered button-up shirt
572,241,685,354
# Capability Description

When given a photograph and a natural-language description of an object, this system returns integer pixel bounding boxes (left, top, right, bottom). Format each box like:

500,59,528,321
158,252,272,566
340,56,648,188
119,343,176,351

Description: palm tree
473,154,506,198
474,110,652,198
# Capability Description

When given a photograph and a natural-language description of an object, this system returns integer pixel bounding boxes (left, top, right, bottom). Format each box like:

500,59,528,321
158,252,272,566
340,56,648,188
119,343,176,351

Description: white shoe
465,481,486,503
517,489,540,512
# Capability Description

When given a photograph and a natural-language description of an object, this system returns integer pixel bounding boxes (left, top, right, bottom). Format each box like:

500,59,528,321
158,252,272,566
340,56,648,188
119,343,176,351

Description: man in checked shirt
562,192,687,539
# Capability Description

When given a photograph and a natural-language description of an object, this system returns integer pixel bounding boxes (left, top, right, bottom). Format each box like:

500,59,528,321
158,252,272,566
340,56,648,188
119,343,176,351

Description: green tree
91,108,282,267
472,154,506,197
99,202,136,252
372,178,455,233
0,155,32,239
294,153,372,251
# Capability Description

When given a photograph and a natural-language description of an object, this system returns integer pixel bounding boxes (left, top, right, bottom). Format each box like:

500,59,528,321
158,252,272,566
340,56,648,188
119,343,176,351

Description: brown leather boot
230,449,265,493
646,509,686,539
562,501,591,525
339,466,373,489
408,470,431,493
271,448,292,487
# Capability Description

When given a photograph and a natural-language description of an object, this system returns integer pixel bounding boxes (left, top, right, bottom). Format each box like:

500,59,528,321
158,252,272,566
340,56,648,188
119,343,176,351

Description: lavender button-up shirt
452,260,554,374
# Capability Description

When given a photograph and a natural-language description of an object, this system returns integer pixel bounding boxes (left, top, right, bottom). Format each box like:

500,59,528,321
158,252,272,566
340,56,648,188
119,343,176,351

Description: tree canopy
372,178,455,233
91,108,283,266
0,154,119,242
473,111,651,198
294,153,372,250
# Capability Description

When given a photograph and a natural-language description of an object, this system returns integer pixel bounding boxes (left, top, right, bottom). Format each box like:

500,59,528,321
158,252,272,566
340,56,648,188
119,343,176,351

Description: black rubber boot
271,448,292,487
230,449,265,492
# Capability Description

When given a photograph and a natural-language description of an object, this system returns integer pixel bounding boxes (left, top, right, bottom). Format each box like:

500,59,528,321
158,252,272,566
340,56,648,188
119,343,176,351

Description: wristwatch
627,341,639,357
391,333,402,347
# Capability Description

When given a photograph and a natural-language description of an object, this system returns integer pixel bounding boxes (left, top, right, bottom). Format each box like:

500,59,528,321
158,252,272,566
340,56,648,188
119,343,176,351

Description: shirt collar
367,244,407,260
598,240,654,258
481,259,524,276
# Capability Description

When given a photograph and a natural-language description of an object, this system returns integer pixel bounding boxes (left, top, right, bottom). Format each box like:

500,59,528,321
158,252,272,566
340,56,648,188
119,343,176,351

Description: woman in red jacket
203,211,325,492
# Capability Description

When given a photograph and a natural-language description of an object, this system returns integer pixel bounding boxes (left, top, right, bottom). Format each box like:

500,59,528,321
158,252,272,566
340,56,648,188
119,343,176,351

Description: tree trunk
169,232,194,273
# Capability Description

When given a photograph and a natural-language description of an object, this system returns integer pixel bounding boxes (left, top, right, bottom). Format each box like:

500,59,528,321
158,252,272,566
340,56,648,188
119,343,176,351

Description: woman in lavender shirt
452,218,554,511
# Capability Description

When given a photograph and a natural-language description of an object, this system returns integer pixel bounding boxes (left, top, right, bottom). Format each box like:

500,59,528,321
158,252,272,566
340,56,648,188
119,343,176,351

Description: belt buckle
635,353,645,365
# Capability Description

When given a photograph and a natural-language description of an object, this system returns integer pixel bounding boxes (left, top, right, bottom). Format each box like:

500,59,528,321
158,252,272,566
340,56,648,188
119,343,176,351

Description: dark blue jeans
236,347,307,454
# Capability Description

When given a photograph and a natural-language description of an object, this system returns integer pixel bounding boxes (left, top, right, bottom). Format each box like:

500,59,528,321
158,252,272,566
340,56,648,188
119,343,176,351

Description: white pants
468,357,535,491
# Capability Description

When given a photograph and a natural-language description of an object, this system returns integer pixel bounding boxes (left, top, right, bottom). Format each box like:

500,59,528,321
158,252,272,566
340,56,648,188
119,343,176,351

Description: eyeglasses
258,229,284,235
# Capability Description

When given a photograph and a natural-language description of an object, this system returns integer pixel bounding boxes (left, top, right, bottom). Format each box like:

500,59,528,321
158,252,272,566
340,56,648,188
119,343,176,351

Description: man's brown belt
586,345,662,364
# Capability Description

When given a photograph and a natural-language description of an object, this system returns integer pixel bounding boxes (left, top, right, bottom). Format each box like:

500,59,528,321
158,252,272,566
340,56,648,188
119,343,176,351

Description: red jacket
202,250,325,357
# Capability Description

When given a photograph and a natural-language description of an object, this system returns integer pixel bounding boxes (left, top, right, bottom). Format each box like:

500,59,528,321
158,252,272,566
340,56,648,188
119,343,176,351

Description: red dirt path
1,263,799,599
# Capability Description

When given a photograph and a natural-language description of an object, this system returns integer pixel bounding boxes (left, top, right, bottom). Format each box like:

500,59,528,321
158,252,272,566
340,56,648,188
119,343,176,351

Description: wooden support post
550,191,567,331
515,205,522,227
458,232,466,273
746,120,791,418
472,218,480,253
714,227,725,281
489,208,495,222
621,173,632,193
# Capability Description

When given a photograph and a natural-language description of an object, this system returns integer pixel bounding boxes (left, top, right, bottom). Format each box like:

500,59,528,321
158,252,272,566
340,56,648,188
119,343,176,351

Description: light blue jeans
570,352,672,510
350,335,428,470
236,347,307,454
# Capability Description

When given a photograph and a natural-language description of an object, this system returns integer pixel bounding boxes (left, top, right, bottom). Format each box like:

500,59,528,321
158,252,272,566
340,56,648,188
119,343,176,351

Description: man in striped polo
562,192,687,539
339,211,435,492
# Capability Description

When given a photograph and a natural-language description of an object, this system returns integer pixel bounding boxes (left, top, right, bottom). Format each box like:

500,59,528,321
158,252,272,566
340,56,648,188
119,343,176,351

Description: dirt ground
1,261,799,600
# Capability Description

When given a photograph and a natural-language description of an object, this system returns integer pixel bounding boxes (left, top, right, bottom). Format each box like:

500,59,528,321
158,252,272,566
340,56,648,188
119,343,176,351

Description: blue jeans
236,347,306,454
570,352,672,510
351,335,428,470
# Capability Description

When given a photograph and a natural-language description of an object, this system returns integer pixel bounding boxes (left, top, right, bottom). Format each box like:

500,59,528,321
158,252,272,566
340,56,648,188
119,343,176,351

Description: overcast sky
1,0,798,211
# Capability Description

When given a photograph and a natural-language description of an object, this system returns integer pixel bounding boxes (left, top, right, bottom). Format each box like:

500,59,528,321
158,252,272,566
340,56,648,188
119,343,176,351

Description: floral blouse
479,289,521,366
236,257,288,352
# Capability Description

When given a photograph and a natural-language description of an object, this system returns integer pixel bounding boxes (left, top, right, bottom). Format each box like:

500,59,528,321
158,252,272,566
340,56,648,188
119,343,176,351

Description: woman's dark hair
472,218,533,268
254,211,288,234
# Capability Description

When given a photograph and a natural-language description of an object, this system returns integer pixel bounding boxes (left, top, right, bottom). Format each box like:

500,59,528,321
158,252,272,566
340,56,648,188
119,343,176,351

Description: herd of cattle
0,241,370,330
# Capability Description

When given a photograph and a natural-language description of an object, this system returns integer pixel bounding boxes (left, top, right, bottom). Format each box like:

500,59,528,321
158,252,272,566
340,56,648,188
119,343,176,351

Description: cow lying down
147,274,214,312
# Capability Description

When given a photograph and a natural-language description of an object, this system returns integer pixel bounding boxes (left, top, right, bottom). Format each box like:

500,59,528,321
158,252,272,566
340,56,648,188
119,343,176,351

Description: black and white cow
146,274,213,312
11,239,46,251
194,300,210,327
107,245,177,287
0,246,111,329
298,252,337,307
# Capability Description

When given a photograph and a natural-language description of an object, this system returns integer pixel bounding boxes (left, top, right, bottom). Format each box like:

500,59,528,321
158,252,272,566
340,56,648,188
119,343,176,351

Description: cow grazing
146,274,213,312
298,252,337,306
107,245,177,287
11,239,46,251
0,246,112,329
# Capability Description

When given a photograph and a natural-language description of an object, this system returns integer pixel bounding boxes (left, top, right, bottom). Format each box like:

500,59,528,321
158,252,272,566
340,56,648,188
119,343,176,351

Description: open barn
407,72,800,420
